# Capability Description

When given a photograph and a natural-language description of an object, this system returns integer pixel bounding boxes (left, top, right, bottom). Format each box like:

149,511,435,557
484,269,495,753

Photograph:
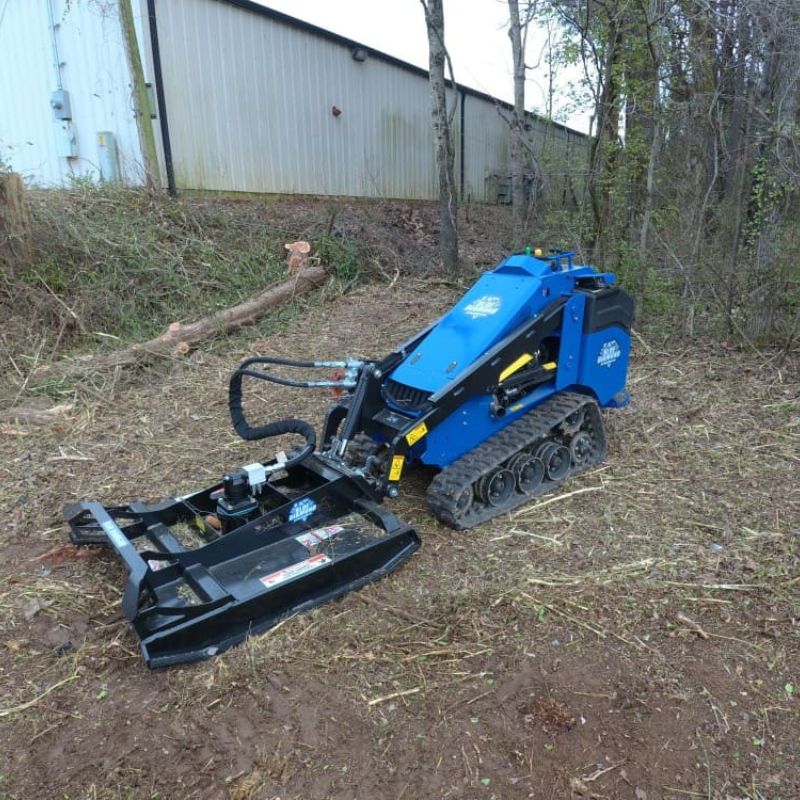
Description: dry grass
1,275,799,798
0,189,518,406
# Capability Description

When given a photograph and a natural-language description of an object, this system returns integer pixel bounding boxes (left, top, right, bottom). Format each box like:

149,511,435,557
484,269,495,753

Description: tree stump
0,172,32,274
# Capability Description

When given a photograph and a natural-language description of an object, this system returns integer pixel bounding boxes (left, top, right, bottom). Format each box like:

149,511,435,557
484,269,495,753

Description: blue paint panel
385,252,633,468
555,293,585,390
577,325,631,406
420,382,556,466
390,271,541,392
391,254,582,394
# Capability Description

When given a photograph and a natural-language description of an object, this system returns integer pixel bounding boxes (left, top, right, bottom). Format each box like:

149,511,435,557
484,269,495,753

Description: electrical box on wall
55,121,78,158
50,89,72,120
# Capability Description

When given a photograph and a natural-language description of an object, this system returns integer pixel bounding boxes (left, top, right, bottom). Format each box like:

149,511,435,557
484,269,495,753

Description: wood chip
367,686,421,707
675,612,710,639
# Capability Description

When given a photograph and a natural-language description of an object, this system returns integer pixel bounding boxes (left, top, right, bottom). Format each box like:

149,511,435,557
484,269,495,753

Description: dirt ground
1,281,799,800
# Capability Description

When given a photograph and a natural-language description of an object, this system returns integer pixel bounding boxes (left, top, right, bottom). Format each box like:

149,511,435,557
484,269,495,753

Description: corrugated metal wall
154,0,438,198
0,0,588,201
0,0,144,185
461,93,509,201
152,0,587,203
462,97,590,204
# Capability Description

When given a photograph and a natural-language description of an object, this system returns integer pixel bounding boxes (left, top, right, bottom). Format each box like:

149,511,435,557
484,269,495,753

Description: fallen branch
0,672,79,719
674,611,710,640
510,484,603,518
30,265,327,382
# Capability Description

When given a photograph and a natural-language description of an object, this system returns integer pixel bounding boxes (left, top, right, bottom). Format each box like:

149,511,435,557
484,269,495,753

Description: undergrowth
0,186,375,368
10,187,292,343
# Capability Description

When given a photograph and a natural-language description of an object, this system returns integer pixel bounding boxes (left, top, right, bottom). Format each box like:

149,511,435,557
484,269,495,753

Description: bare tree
420,0,459,271
543,0,800,342
507,0,537,244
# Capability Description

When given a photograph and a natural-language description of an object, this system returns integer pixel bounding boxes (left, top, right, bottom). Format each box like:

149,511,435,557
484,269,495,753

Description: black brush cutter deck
65,453,418,668
65,356,421,668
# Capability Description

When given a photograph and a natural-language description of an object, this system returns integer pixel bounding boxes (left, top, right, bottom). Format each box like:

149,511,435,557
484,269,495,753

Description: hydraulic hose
228,366,316,467
229,356,362,389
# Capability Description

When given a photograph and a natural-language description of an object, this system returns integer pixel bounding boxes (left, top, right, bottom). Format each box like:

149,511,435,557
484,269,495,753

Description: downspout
459,89,466,200
146,0,176,195
119,0,159,187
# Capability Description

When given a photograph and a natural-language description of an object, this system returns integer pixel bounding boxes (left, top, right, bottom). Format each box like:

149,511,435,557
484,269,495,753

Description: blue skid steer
66,250,633,667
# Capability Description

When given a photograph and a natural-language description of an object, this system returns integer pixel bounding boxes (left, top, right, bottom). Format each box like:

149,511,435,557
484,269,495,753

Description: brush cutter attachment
64,357,419,668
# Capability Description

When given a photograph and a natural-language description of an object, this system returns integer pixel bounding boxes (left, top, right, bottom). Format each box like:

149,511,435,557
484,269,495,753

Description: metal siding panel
0,1,59,183
462,93,583,205
156,0,438,198
150,0,583,201
463,95,510,202
0,0,143,186
0,0,586,198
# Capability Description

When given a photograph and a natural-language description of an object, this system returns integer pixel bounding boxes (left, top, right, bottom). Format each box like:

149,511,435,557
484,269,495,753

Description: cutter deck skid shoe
66,249,632,667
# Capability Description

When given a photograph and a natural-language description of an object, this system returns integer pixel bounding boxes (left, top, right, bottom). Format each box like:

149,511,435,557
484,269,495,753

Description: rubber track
426,392,607,529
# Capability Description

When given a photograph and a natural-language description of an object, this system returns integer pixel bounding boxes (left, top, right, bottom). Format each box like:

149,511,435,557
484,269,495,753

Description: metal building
0,0,589,202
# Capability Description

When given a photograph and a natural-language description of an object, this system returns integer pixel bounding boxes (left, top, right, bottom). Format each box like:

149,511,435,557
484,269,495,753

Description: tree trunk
119,0,160,188
0,172,32,274
421,0,459,272
637,84,660,319
588,9,623,265
626,0,661,317
508,0,526,245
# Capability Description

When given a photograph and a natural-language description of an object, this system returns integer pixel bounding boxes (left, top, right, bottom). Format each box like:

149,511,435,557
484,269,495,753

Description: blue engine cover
388,252,632,468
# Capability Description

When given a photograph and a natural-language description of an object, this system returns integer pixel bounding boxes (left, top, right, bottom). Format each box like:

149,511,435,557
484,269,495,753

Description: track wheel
535,441,571,481
560,409,585,436
569,431,593,466
507,453,545,494
476,468,515,507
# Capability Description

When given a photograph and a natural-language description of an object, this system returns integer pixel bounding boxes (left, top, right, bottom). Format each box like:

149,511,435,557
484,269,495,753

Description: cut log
0,172,32,273
31,265,327,381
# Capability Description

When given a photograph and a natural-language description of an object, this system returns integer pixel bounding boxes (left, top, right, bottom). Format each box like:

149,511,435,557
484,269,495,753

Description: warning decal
260,553,331,589
295,524,344,550
389,455,405,481
405,422,428,446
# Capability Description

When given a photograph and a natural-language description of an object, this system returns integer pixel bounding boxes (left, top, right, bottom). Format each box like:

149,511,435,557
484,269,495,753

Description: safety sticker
464,295,501,319
405,422,428,446
295,524,344,549
389,455,405,481
288,497,317,523
260,553,331,589
597,340,621,367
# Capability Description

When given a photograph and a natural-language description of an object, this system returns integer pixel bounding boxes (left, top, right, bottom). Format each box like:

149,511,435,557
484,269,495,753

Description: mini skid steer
66,250,633,667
